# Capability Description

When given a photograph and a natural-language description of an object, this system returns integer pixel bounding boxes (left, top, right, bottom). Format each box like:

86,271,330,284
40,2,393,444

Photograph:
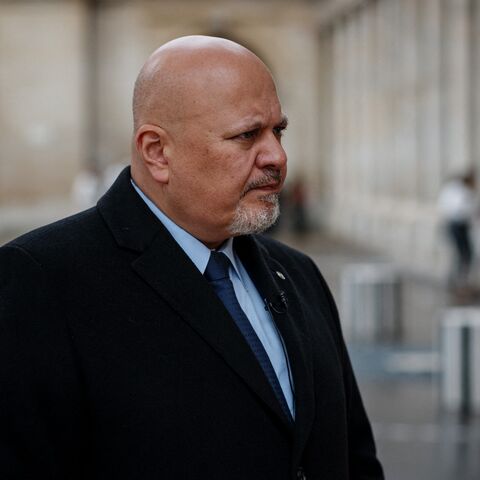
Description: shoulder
0,206,107,266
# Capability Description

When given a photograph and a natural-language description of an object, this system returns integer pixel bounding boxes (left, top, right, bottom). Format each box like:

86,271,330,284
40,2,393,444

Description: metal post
340,263,402,343
441,308,480,415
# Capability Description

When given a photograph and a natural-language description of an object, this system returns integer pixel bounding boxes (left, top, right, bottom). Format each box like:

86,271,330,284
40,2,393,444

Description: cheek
180,141,255,200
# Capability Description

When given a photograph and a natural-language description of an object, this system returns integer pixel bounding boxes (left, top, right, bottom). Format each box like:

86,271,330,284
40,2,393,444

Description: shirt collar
216,237,242,278
131,179,241,277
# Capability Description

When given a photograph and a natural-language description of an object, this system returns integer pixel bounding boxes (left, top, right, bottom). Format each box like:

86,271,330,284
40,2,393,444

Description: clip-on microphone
265,290,288,314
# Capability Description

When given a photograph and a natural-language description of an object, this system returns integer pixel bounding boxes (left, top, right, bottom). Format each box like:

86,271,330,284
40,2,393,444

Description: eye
236,129,259,141
273,126,286,138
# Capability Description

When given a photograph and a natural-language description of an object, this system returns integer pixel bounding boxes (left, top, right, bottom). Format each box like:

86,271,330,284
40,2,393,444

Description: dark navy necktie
204,251,293,422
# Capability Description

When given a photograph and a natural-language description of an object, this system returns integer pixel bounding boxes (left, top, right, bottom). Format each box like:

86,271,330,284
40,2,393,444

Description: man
438,170,477,295
0,36,384,479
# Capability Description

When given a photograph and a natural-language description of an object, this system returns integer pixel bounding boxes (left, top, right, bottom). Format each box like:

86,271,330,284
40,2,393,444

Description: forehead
186,66,283,127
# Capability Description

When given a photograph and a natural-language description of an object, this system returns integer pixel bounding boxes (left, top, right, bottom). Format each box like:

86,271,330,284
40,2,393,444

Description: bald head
132,35,272,132
130,35,287,247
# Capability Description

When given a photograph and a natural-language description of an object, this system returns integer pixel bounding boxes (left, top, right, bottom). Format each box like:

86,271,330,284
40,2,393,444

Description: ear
134,124,170,184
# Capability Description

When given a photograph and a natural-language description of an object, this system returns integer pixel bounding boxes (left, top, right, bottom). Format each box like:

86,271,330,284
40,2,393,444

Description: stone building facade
1,0,479,276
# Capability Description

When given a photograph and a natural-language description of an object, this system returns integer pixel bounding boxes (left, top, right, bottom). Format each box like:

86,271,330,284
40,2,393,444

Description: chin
228,195,280,236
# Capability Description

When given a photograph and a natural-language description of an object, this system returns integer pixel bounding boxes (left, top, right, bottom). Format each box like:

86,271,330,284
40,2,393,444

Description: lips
247,179,281,191
254,182,281,191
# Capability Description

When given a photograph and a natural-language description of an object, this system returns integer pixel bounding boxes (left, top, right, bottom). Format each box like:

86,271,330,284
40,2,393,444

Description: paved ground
276,231,480,480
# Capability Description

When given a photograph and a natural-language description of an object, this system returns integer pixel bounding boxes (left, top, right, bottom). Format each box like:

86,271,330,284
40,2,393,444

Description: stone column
357,5,369,202
377,0,399,200
368,0,384,247
394,0,418,200
317,28,335,206
416,0,442,202
332,19,347,211
372,0,390,199
349,4,375,242
441,0,471,175
343,15,358,209
361,3,376,204
470,0,480,169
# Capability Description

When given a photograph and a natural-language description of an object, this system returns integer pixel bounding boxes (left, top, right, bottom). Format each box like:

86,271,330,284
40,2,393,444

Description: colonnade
321,0,480,274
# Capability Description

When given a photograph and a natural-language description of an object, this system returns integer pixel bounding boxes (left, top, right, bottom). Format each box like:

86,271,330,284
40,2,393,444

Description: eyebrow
233,114,289,133
278,115,289,129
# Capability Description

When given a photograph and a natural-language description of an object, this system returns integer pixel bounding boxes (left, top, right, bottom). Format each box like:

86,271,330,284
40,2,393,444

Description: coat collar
97,167,315,448
97,167,162,253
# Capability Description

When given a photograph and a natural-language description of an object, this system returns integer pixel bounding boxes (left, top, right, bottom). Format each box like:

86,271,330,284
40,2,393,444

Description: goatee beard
228,193,280,236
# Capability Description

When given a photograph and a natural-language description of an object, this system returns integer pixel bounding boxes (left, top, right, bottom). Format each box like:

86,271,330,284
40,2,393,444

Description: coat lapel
235,235,316,466
132,235,294,430
97,168,293,431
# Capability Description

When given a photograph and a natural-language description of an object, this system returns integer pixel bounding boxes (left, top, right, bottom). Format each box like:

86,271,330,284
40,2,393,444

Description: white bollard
441,308,480,415
340,263,402,343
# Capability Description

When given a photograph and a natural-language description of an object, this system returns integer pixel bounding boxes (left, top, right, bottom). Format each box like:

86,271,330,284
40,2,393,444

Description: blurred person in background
438,169,478,297
290,175,309,235
0,36,383,479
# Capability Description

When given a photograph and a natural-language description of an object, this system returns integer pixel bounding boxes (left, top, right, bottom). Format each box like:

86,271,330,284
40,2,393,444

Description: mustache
242,169,283,197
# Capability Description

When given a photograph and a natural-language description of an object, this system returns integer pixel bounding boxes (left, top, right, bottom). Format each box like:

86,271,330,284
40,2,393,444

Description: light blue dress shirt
131,180,295,417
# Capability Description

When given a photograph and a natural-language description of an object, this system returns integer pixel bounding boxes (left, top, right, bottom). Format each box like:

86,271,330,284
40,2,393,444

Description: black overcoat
0,168,384,479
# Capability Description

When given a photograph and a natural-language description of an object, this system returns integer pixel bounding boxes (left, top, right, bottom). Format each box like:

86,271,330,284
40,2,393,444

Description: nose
255,132,287,170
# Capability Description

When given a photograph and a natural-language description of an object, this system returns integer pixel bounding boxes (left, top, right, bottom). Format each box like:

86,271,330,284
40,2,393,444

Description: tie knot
204,251,231,282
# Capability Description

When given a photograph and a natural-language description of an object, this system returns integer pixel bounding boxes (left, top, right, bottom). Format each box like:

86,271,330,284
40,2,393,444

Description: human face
163,65,288,248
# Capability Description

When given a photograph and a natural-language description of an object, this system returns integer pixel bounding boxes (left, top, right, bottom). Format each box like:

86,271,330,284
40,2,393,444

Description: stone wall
0,0,324,239
0,0,87,204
